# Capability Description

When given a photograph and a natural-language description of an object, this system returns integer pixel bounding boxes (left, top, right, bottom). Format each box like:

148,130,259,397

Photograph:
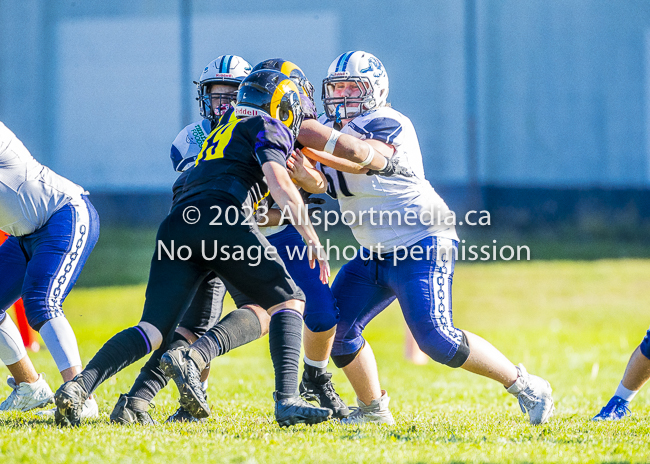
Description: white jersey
170,119,212,172
0,122,85,237
317,107,458,250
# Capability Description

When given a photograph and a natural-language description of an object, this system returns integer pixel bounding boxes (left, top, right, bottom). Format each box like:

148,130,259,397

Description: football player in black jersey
108,55,276,426
54,69,332,427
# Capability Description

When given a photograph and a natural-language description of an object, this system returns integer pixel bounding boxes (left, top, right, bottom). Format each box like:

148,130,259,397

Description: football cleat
274,391,332,427
165,406,205,423
299,370,350,419
0,374,54,412
592,396,631,421
160,348,210,419
341,390,395,425
506,364,554,425
110,394,155,425
54,375,89,427
38,397,99,419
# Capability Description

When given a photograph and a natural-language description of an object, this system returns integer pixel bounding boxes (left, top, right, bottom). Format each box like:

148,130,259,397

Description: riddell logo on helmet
214,73,234,78
235,106,263,117
331,72,350,77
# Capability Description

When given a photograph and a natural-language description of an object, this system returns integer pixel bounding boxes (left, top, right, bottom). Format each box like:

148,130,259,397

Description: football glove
366,154,414,178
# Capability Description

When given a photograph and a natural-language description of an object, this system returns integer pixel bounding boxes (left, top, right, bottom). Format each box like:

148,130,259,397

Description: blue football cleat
592,396,631,421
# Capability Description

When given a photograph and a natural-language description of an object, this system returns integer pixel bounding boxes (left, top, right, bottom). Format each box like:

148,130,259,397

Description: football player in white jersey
301,51,555,425
0,122,99,417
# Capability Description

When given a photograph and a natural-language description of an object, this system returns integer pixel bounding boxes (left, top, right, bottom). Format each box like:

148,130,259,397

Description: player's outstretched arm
300,146,368,174
262,161,330,284
298,119,392,171
301,136,397,175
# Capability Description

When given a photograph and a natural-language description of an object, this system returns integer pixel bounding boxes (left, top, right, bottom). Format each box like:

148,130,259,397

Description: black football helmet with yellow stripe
235,70,304,139
251,59,315,104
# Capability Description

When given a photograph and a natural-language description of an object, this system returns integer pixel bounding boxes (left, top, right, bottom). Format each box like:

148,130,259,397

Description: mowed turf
1,259,649,463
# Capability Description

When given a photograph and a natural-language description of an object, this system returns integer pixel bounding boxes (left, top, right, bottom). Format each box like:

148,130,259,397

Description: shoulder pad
348,110,403,145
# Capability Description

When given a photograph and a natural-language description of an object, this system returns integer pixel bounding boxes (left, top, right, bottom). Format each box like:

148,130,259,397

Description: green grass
2,260,650,463
76,226,650,288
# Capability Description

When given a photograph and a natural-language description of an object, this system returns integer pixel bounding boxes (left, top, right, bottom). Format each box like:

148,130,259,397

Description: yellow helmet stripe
280,61,301,77
270,78,299,130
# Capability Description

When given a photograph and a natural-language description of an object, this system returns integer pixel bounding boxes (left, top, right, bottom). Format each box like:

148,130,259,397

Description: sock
304,356,328,377
268,309,303,396
191,308,262,365
0,314,27,365
78,326,151,395
614,382,638,402
128,332,190,402
202,379,209,394
39,317,82,372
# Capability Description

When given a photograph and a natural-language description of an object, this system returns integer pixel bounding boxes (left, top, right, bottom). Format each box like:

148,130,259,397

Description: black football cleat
274,391,332,427
54,375,89,427
160,348,210,419
109,394,156,425
165,406,205,423
299,370,350,419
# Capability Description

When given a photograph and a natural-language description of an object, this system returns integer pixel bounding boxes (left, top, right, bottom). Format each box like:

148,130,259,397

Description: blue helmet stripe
336,51,353,72
221,55,233,73
340,51,355,72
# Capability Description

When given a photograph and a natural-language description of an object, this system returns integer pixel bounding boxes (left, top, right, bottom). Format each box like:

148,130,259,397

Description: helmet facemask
199,85,238,119
195,55,252,121
323,76,376,123
323,51,389,123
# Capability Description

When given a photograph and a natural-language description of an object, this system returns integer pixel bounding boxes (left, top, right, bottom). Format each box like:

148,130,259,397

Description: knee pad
303,310,339,333
416,330,470,368
22,298,57,331
331,341,365,369
640,329,650,360
447,332,470,368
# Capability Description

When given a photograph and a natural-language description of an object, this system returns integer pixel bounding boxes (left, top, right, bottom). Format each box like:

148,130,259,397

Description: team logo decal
360,57,384,78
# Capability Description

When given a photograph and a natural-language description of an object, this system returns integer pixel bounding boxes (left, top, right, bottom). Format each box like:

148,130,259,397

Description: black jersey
172,107,294,210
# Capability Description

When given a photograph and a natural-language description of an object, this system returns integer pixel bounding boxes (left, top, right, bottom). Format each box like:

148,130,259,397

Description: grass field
1,259,650,463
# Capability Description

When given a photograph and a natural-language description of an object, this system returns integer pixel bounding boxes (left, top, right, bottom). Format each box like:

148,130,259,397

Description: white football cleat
0,374,54,412
341,390,395,425
506,364,554,425
37,396,99,419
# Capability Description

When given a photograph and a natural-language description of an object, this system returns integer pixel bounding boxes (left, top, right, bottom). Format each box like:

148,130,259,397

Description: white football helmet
322,51,389,123
196,55,252,120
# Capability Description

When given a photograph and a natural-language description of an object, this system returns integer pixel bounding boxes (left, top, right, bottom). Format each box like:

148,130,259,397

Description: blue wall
2,0,650,220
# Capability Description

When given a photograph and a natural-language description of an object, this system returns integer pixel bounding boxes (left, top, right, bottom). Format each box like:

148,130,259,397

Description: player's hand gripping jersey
317,108,458,250
0,122,85,236
173,108,294,211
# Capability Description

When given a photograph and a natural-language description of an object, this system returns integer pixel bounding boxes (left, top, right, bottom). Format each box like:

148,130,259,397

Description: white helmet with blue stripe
196,55,252,120
322,51,389,123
